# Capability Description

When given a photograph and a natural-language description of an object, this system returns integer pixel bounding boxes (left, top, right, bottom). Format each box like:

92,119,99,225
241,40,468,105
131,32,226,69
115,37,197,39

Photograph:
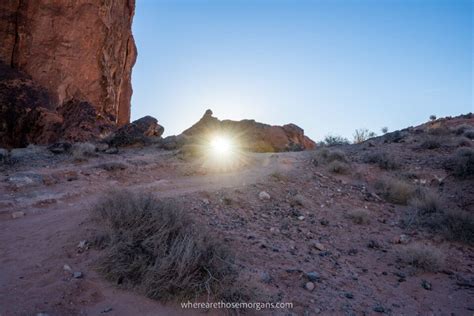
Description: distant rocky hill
180,109,316,152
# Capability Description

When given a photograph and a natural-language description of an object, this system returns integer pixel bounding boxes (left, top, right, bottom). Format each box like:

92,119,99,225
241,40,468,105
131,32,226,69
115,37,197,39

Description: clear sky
131,0,473,141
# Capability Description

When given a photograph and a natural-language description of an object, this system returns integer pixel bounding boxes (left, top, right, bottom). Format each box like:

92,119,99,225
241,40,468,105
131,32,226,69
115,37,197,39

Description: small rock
77,240,87,249
11,211,25,219
305,281,315,291
345,292,354,299
104,147,119,154
73,271,83,279
101,307,113,313
320,219,329,226
258,191,271,200
63,264,72,272
306,271,320,282
202,198,210,205
260,271,272,284
421,279,432,290
312,242,325,251
48,142,71,154
297,215,305,221
391,234,409,244
373,305,385,313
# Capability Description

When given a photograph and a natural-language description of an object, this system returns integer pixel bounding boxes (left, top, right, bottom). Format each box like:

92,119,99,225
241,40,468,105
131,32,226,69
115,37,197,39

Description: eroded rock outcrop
105,116,164,147
0,0,136,125
181,110,316,152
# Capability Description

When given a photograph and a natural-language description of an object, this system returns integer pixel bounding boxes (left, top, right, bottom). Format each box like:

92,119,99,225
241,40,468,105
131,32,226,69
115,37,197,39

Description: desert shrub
427,126,450,136
353,128,377,144
444,148,474,178
312,148,347,167
375,178,416,205
71,142,97,160
441,209,474,243
429,115,437,121
457,137,472,147
346,209,371,224
381,127,389,134
420,138,441,150
464,129,474,140
409,190,442,214
453,124,473,135
363,152,399,170
323,135,350,146
327,161,350,174
398,243,444,272
92,190,236,301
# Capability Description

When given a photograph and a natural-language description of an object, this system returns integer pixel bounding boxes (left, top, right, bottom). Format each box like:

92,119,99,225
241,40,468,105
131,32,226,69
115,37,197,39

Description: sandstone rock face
182,110,316,152
0,61,115,148
0,0,136,125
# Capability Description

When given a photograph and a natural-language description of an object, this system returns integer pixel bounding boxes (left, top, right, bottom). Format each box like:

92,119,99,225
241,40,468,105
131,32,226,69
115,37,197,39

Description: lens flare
210,135,232,156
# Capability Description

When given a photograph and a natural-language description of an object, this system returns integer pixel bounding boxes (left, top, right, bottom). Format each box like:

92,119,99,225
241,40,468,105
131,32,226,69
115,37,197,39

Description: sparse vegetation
429,115,437,121
409,190,442,214
92,190,236,301
312,148,348,167
453,124,473,135
444,147,474,178
71,142,97,160
375,178,416,205
322,135,350,146
353,128,377,144
398,243,444,272
457,137,471,147
364,152,399,170
327,160,350,174
441,209,474,243
464,129,474,139
420,138,441,150
346,208,371,224
381,127,389,134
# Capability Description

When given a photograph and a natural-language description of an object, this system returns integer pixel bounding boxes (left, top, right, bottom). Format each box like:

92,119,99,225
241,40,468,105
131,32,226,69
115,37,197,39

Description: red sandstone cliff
0,0,136,125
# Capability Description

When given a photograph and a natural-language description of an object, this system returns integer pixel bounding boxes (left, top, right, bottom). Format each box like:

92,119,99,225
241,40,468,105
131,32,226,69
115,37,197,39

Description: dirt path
0,149,302,316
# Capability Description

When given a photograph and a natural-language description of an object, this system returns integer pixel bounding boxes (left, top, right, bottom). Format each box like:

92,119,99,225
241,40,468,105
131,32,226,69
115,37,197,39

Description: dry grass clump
441,209,474,243
444,148,474,178
464,129,474,140
409,190,442,214
92,190,236,301
327,160,350,174
364,152,399,170
375,178,416,205
457,137,472,147
453,124,473,135
420,138,441,150
312,148,348,168
398,243,445,272
71,142,97,160
346,209,371,225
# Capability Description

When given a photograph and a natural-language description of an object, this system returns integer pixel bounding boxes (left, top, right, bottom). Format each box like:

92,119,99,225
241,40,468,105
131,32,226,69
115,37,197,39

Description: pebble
73,271,83,279
345,292,354,299
421,279,432,290
373,306,385,313
101,307,113,313
260,272,272,284
63,264,72,272
77,240,87,249
305,282,315,291
258,191,271,200
312,242,325,251
297,215,305,221
11,211,25,219
306,271,320,282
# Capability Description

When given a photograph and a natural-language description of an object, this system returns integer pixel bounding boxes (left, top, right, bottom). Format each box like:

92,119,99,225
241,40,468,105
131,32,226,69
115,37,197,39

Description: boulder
106,116,164,147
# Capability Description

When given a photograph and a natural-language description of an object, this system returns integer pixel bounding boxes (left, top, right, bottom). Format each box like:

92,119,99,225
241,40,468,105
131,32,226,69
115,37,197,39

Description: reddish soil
1,115,473,315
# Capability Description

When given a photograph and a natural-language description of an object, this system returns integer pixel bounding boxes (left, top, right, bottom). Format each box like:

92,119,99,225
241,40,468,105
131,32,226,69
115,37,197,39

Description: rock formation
105,116,164,147
181,110,316,152
0,0,136,125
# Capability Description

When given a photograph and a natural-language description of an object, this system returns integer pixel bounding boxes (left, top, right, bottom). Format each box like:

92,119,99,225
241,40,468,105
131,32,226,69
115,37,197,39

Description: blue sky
131,0,472,141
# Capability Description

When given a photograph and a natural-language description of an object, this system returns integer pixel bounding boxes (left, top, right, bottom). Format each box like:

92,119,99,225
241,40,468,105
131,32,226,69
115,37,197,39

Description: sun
210,135,233,156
